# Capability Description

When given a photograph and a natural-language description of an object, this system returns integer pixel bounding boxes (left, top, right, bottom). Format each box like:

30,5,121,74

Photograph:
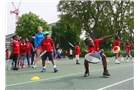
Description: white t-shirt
70,50,73,55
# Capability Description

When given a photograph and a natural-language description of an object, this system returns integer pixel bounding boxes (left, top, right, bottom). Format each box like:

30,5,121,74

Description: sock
43,66,46,68
104,67,107,71
53,65,56,68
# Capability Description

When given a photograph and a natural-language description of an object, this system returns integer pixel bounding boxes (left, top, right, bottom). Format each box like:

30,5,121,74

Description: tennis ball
113,46,120,53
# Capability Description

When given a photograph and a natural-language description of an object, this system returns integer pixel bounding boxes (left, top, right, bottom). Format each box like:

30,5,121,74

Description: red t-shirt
26,42,33,54
20,43,27,54
88,38,103,53
65,52,68,56
41,38,54,52
75,45,80,55
124,43,131,52
112,40,120,49
12,40,20,54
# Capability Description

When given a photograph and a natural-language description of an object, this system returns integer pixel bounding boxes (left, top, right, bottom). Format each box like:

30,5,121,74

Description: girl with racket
84,34,116,77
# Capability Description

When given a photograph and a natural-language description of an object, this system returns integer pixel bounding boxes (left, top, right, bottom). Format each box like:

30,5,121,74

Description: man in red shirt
74,42,81,64
40,32,58,72
112,36,120,64
84,34,115,77
124,40,133,62
11,35,20,69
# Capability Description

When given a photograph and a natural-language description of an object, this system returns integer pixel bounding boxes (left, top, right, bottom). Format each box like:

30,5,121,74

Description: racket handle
40,50,46,57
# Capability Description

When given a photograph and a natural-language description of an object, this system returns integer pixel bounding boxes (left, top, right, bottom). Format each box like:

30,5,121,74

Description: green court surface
6,57,134,90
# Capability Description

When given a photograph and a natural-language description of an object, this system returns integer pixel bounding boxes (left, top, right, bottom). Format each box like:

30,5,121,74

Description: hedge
60,50,134,58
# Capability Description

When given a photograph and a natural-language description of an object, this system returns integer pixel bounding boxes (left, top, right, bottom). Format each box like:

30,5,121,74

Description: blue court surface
6,57,134,90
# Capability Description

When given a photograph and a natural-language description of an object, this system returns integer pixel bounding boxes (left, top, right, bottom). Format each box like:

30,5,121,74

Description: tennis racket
40,50,47,57
85,53,101,64
68,42,74,47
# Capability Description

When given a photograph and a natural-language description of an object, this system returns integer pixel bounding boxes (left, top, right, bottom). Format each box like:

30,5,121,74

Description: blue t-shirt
34,32,44,48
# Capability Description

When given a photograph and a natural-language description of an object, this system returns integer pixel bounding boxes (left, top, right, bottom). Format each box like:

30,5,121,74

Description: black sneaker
103,70,110,76
76,62,80,65
84,71,90,77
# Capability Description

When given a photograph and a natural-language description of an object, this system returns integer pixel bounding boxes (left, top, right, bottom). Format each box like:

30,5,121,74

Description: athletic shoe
103,70,110,76
47,61,50,64
54,68,58,72
76,62,80,65
115,60,120,64
32,64,36,68
84,71,90,77
126,60,129,63
23,64,25,68
41,68,46,72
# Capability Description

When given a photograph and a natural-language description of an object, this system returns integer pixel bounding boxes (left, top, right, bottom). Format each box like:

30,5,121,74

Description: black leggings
12,54,19,67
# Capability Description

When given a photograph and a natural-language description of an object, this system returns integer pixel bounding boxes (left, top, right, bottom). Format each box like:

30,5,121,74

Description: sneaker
115,60,120,64
23,64,25,68
84,71,90,77
47,61,50,64
76,62,80,65
54,68,58,72
126,60,129,63
32,64,36,68
103,70,110,76
41,68,46,72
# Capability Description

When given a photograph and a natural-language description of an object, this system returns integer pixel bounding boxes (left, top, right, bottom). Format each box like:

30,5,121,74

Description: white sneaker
115,60,120,64
23,65,25,68
47,61,49,64
32,64,36,68
126,60,129,63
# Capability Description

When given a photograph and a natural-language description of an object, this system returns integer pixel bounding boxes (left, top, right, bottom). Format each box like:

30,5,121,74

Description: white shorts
75,55,79,60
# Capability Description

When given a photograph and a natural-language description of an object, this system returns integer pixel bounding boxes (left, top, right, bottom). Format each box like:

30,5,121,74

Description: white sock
43,66,46,68
53,65,56,68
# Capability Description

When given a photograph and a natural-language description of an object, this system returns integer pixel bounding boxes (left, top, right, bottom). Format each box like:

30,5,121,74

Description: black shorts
42,51,54,61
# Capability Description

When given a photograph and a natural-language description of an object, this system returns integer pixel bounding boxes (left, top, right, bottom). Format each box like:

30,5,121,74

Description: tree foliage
15,11,50,39
57,0,134,50
51,22,81,51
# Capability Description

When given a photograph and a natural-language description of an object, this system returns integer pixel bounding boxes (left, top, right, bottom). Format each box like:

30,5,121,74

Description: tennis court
6,57,134,90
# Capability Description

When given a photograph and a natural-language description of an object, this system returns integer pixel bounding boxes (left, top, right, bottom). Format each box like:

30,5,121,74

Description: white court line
6,64,133,87
97,77,134,90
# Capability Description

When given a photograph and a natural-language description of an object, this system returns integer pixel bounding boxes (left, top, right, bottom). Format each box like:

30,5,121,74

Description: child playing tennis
112,36,120,64
84,34,116,77
124,40,133,62
11,35,20,70
40,32,58,72
74,42,81,64
20,38,27,68
25,38,35,67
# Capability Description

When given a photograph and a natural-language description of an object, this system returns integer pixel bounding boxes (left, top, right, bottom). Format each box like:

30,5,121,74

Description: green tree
57,0,134,50
51,22,81,51
15,11,50,39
